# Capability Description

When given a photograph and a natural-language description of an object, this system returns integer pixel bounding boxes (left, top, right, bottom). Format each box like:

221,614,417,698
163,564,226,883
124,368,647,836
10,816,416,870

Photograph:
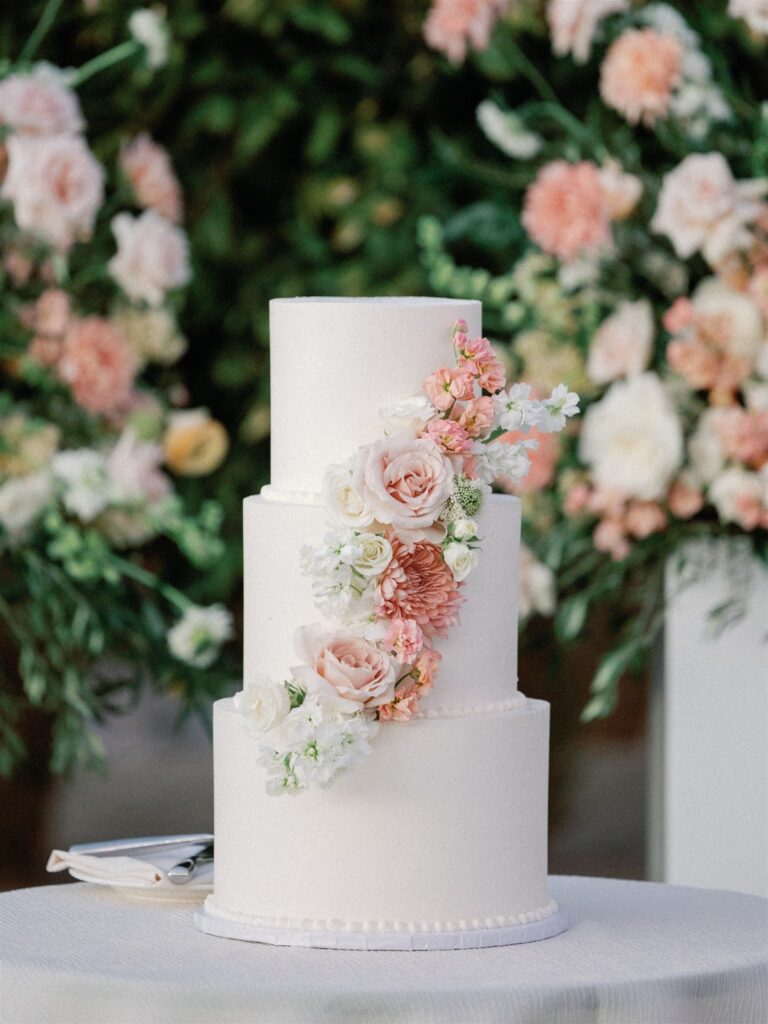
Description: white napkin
47,850,164,886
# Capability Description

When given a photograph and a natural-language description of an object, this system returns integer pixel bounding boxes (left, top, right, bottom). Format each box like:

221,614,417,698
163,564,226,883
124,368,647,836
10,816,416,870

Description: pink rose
292,626,396,712
423,366,475,410
120,134,183,223
59,316,136,416
385,618,425,665
587,299,654,384
108,210,191,307
0,66,84,135
599,28,683,127
352,437,454,539
2,133,104,250
522,160,612,261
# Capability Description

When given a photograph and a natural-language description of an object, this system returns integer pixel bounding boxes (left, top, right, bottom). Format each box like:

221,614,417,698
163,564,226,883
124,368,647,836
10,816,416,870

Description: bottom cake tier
199,696,565,949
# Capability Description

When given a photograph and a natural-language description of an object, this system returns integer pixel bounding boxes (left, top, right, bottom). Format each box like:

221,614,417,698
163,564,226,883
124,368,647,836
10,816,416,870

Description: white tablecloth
1,876,766,1024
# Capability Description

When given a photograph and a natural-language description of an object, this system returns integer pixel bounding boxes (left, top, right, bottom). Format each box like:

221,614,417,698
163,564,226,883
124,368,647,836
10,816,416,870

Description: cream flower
322,463,375,528
443,541,478,582
709,466,765,529
587,300,654,384
452,517,479,540
651,153,767,267
579,372,683,500
598,161,643,221
51,449,109,522
113,307,187,367
688,409,727,486
234,675,291,734
109,210,191,307
350,533,393,577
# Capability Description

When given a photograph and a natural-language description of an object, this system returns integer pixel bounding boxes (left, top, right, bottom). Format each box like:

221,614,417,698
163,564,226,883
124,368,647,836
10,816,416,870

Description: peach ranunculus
378,682,422,722
593,516,631,561
587,299,654,385
108,210,191,307
58,317,136,416
651,153,768,267
547,0,629,63
119,134,183,223
522,161,612,261
352,437,454,539
376,536,463,638
423,0,507,64
291,625,396,713
0,65,84,136
599,28,683,127
163,409,229,476
2,133,104,250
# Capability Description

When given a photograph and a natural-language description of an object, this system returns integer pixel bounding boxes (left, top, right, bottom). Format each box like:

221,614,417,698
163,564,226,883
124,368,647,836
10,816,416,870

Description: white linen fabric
45,847,213,891
1,876,766,1024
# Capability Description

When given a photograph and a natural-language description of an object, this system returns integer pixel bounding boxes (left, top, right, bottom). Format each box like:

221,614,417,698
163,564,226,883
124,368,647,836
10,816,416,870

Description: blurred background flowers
1,0,766,891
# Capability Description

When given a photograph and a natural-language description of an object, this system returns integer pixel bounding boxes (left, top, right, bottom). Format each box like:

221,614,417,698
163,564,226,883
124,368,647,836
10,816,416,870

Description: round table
1,876,766,1024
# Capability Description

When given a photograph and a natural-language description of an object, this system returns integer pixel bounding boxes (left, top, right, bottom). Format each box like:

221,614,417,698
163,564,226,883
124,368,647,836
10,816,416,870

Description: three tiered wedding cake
195,297,573,950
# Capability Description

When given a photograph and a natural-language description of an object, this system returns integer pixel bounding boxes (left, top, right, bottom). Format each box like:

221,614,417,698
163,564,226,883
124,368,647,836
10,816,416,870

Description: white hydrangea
167,604,233,668
129,8,169,69
0,472,53,543
259,695,377,794
476,100,543,159
51,449,110,522
538,384,581,432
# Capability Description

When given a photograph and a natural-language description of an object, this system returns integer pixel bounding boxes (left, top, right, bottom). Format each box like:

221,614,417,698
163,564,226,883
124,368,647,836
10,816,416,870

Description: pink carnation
59,316,136,416
522,161,611,261
423,366,475,410
120,134,183,223
422,417,473,454
377,537,463,638
385,618,425,665
423,0,507,64
600,28,683,126
0,67,84,135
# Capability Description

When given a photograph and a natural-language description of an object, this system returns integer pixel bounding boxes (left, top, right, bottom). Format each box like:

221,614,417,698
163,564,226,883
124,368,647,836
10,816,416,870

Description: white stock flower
579,372,683,500
587,299,654,385
539,384,580,432
518,543,556,619
378,395,436,437
350,533,392,577
109,210,191,307
0,472,53,542
443,541,478,582
322,463,374,528
476,100,542,159
651,154,767,267
494,382,539,431
476,439,538,484
728,0,768,34
452,517,479,540
234,675,291,734
51,449,110,521
167,604,233,668
129,8,169,69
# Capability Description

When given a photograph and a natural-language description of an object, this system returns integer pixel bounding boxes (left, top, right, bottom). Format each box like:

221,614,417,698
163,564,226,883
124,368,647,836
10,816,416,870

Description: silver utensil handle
167,845,214,885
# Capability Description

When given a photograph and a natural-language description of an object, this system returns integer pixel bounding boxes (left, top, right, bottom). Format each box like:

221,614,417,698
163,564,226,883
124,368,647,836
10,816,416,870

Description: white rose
452,517,479,540
688,409,726,486
443,541,478,582
322,463,374,528
587,299,654,385
378,395,436,438
108,210,191,307
0,472,52,542
579,372,683,500
692,278,763,361
350,533,392,577
234,675,291,734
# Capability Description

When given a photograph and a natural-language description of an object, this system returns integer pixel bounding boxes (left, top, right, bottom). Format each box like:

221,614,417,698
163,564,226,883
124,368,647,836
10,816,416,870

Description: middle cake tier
243,492,521,710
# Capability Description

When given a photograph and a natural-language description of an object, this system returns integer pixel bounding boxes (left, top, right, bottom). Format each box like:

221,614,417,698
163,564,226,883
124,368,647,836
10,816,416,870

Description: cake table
1,876,766,1024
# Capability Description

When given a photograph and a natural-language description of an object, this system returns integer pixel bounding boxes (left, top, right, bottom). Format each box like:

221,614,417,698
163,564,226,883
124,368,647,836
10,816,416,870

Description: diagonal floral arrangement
235,321,579,794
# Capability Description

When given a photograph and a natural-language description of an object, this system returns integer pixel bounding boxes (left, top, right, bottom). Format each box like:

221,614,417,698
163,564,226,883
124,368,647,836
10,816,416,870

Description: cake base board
194,905,568,951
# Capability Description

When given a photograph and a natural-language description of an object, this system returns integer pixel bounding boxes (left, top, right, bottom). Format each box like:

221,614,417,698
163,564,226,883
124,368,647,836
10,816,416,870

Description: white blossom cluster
300,529,391,621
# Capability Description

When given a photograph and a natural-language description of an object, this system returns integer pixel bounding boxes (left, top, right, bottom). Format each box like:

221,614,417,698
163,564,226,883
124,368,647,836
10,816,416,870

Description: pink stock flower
414,647,442,691
108,210,191,307
423,0,507,64
456,336,506,393
120,134,183,223
385,618,425,665
668,477,704,520
0,66,84,135
547,0,629,63
58,316,136,416
522,161,612,261
378,682,422,722
377,537,463,638
593,517,631,560
714,408,768,468
292,626,396,713
422,417,473,454
599,29,683,126
624,500,667,539
2,133,104,250
451,395,495,438
423,366,475,409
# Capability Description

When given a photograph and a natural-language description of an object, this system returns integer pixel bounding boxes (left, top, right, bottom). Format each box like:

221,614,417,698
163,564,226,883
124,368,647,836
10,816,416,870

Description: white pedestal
652,541,768,897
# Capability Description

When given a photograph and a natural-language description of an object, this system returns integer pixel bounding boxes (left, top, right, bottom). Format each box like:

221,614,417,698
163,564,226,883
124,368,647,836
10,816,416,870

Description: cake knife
167,843,214,884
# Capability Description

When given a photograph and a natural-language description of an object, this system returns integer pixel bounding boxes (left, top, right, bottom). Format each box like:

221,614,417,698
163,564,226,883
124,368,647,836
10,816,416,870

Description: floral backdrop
1,0,767,778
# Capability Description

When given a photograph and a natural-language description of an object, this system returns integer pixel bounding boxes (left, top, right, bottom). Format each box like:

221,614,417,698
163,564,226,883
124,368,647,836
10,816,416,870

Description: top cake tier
269,297,482,495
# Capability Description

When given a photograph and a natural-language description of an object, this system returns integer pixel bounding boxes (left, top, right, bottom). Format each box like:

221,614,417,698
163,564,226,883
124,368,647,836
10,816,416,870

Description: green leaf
554,594,589,642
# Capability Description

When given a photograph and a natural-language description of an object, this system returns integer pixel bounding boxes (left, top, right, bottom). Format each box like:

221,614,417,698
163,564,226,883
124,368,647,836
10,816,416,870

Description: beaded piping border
415,692,527,718
260,484,322,505
199,895,559,936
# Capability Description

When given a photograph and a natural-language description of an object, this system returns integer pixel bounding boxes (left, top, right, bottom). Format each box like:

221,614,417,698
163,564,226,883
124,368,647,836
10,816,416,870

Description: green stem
70,40,140,88
109,554,191,613
506,36,561,106
18,0,65,64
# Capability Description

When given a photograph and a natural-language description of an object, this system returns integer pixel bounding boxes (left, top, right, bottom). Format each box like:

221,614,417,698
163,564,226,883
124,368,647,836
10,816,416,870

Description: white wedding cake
196,297,571,950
